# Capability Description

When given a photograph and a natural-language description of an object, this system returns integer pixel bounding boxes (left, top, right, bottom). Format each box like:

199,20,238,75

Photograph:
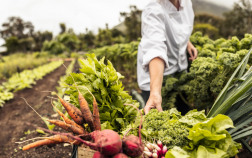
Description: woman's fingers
144,104,155,114
193,47,198,59
156,104,163,112
188,48,193,60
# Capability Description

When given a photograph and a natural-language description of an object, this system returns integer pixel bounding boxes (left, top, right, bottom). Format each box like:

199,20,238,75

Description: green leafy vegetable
64,53,138,132
166,114,241,158
137,108,208,149
0,61,63,107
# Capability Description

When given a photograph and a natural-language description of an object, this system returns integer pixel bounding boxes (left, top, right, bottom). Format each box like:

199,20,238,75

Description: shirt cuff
142,50,169,72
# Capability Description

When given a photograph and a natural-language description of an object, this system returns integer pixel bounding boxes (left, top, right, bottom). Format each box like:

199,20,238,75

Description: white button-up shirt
137,0,194,91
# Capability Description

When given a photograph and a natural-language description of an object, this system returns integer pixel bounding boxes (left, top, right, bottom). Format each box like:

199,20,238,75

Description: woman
137,0,198,114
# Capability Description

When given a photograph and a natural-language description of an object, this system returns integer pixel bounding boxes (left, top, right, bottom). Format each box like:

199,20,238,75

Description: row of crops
0,60,63,107
0,52,48,80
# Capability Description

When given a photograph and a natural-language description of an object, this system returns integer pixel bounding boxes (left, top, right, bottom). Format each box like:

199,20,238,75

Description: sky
0,0,239,46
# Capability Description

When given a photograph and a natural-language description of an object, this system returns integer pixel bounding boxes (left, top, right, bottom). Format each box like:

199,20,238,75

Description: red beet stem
124,104,142,144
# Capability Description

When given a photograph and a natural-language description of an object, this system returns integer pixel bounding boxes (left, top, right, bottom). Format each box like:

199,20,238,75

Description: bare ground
0,61,73,158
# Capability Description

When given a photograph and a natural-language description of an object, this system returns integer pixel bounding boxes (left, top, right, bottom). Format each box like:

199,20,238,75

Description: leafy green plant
207,48,251,117
64,54,139,132
162,32,252,110
0,53,48,80
0,61,63,107
89,41,139,91
206,48,252,154
166,115,241,158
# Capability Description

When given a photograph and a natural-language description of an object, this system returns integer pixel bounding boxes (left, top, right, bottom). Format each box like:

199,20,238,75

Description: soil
0,61,74,158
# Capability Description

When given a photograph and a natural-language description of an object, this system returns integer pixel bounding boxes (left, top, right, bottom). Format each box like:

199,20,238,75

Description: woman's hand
187,41,198,61
144,57,164,114
144,92,163,114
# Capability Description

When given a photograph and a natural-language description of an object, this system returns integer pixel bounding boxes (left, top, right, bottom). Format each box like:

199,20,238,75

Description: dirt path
0,61,73,158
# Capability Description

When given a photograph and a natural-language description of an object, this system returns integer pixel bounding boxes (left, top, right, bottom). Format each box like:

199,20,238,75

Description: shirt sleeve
140,3,169,72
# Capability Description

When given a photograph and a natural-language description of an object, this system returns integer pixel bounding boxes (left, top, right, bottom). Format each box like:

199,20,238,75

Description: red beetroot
93,151,109,158
122,104,144,157
77,129,122,156
122,135,144,157
113,153,129,158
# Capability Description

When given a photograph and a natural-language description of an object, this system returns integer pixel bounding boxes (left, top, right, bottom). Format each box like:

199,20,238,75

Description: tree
222,0,252,38
32,31,53,51
42,40,66,55
0,16,34,40
0,17,35,53
120,5,142,42
4,36,19,53
57,32,80,52
78,28,96,50
95,24,113,47
59,23,66,34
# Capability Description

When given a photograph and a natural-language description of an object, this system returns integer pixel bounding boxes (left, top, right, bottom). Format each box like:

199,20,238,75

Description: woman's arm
143,57,164,114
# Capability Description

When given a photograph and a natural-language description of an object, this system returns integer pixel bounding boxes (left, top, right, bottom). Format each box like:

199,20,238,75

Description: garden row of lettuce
0,60,63,107
90,32,252,111
0,52,48,80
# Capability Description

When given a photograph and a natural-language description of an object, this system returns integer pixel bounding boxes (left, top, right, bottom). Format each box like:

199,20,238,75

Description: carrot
92,96,101,131
47,119,70,131
66,123,88,135
77,86,101,131
67,71,96,131
22,95,84,126
51,100,86,133
23,134,80,151
78,91,95,131
58,96,84,125
22,97,86,135
47,119,87,135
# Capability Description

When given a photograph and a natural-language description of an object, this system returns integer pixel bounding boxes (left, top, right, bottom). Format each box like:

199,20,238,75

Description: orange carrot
67,72,95,131
47,119,87,135
66,123,88,135
58,96,84,125
47,119,71,131
51,101,86,133
92,97,101,131
22,134,80,151
76,86,101,131
78,91,95,131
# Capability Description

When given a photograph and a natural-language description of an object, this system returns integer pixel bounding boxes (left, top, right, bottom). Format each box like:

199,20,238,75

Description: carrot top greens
64,53,139,132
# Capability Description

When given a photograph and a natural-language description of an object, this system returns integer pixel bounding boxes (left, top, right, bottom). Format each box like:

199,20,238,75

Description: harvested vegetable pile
128,109,241,158
22,88,144,157
20,53,245,158
21,54,143,157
